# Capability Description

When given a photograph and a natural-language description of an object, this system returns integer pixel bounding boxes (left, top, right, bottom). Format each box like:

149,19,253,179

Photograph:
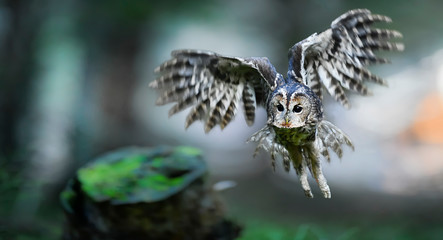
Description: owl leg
291,152,313,198
313,167,331,198
297,161,313,198
303,144,331,198
308,154,331,198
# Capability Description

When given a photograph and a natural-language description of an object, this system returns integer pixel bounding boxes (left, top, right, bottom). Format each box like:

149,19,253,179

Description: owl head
267,81,323,128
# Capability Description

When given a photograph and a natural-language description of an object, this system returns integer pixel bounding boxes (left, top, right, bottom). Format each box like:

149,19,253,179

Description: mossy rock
60,146,240,240
76,146,205,204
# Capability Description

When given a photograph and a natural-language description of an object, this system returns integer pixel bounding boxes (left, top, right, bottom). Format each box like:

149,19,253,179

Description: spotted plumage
150,9,403,198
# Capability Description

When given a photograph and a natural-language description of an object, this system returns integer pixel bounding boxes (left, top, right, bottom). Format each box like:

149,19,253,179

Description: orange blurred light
411,93,443,144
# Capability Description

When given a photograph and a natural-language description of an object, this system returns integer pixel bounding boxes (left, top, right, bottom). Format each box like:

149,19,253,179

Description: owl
150,9,403,198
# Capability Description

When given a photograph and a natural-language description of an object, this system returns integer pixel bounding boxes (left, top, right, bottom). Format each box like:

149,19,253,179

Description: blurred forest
1,0,443,239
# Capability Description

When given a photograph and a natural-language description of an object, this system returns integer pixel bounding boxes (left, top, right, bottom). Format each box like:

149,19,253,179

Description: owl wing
288,9,404,108
150,50,279,132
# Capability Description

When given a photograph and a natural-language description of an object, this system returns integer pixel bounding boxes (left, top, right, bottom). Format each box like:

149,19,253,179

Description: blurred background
1,0,443,239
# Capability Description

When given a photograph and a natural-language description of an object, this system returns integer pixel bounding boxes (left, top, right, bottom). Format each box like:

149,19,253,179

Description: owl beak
283,116,291,127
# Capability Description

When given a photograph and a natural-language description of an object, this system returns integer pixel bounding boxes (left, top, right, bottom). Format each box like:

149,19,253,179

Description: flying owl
149,9,403,198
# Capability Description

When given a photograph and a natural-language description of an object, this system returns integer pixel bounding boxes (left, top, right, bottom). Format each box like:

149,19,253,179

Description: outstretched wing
150,50,279,132
288,9,404,108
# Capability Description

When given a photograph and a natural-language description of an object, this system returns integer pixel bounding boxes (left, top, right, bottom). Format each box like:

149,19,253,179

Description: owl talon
315,173,331,198
321,186,331,198
304,190,314,198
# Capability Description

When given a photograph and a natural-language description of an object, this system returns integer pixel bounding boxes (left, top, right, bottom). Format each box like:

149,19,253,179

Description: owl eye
293,105,303,113
276,104,284,112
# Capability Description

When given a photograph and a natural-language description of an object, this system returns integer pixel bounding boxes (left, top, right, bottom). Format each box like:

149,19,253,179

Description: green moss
138,174,184,191
75,147,206,203
78,154,145,201
151,157,164,168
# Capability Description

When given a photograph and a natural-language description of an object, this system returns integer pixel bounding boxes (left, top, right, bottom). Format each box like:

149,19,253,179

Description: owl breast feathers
150,9,403,198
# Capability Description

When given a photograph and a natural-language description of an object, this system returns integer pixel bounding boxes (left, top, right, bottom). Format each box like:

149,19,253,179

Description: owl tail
247,121,353,198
